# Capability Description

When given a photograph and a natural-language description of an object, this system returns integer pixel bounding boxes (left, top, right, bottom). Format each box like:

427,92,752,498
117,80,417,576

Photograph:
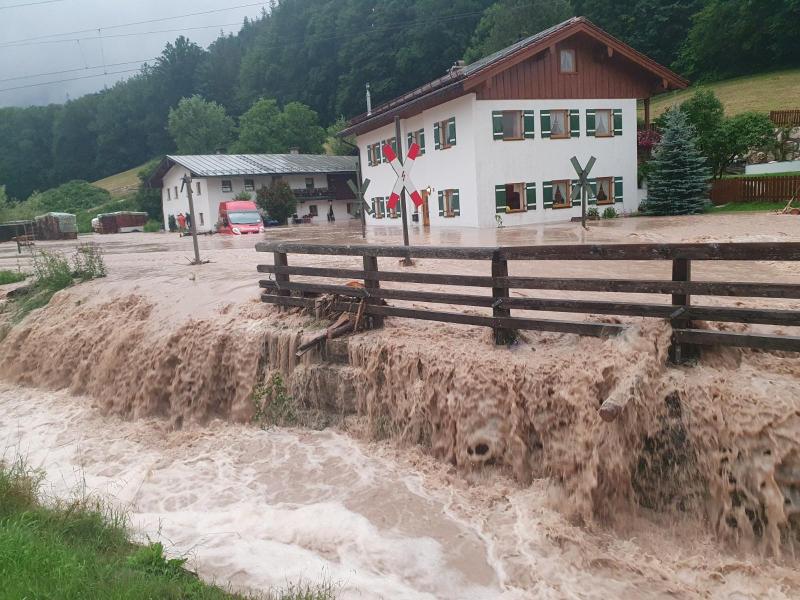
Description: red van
217,200,265,235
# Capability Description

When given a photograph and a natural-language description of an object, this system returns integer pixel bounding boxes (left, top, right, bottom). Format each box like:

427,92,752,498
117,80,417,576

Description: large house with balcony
341,17,688,229
149,153,358,232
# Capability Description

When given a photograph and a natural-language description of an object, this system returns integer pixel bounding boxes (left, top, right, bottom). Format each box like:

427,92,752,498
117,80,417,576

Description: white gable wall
356,96,639,229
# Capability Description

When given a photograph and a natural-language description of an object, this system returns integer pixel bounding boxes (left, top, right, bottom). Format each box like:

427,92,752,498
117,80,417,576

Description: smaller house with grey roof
149,153,358,232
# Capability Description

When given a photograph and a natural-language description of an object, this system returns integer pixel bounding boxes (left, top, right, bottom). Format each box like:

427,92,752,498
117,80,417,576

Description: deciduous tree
168,96,234,155
256,181,296,225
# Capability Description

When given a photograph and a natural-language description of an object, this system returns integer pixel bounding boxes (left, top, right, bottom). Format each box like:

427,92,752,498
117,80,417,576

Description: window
595,110,612,137
199,212,204,226
435,117,456,150
552,180,571,208
174,185,178,198
495,182,536,213
505,183,525,211
550,110,569,139
503,111,523,140
305,177,314,190
166,188,171,200
308,205,318,217
368,143,381,166
372,197,385,219
244,179,255,191
195,182,202,195
595,177,614,205
407,129,426,155
559,49,576,73
437,189,460,218
221,179,233,192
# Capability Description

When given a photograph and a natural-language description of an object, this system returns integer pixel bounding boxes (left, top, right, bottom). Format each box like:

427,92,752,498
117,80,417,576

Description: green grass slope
93,163,148,198
647,69,800,117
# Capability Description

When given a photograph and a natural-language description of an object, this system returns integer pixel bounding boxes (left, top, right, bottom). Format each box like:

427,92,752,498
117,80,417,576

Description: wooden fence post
362,254,384,329
492,252,515,344
273,251,290,309
669,257,698,363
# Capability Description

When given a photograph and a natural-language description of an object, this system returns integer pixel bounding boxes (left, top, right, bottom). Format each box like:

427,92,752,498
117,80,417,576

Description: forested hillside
1,0,797,200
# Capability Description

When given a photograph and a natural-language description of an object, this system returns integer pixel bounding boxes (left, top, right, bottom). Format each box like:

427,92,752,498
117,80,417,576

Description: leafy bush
256,181,296,225
587,207,599,219
234,190,253,201
144,220,162,232
602,207,618,219
72,244,107,280
33,180,112,214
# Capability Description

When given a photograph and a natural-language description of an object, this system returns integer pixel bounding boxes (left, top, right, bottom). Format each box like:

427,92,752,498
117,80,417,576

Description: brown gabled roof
342,17,688,137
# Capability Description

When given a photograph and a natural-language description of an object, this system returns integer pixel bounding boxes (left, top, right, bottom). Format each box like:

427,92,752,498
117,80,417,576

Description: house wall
160,167,358,230
356,96,638,229
357,94,480,228
473,98,639,227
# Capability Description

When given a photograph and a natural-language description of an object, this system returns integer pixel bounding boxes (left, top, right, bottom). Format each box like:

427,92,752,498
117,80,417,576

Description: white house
341,17,688,229
149,153,358,232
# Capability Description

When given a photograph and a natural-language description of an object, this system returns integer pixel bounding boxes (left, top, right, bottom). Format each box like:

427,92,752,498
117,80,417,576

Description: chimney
289,147,300,155
366,82,372,116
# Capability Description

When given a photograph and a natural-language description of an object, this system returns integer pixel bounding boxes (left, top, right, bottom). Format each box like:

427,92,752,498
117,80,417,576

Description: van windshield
228,211,261,225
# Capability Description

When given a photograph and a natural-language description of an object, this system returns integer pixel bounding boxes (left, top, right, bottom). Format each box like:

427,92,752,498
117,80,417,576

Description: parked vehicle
93,212,148,234
217,200,265,235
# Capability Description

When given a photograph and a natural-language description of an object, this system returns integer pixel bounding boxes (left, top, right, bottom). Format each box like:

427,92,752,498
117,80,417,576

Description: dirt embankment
1,283,798,557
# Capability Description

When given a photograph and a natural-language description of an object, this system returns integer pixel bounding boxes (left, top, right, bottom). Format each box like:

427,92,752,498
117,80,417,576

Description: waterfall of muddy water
3,382,800,599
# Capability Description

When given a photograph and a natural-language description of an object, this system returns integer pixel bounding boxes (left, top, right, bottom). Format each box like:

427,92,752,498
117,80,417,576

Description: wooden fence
256,241,800,360
770,110,800,127
710,175,800,205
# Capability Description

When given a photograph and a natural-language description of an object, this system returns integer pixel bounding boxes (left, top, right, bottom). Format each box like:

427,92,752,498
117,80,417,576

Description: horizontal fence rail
710,175,800,205
255,241,800,358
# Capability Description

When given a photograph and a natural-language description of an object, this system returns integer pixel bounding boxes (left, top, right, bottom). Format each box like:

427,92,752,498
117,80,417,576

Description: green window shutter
541,111,551,138
419,131,426,155
438,190,445,216
371,198,376,214
447,117,456,145
587,178,597,205
523,110,535,138
614,176,624,203
368,144,374,166
390,138,398,155
434,122,441,150
451,190,460,216
380,140,386,163
492,111,504,140
525,182,536,210
586,110,596,137
379,197,386,217
570,109,580,138
571,181,582,207
543,181,553,208
396,199,402,217
407,132,413,150
495,184,507,214
613,109,623,136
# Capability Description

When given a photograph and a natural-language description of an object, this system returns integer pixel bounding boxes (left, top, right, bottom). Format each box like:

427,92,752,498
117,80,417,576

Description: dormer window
559,49,576,73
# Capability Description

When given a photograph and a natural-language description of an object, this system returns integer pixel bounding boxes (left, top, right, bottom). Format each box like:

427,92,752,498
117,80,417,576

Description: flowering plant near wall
638,129,662,159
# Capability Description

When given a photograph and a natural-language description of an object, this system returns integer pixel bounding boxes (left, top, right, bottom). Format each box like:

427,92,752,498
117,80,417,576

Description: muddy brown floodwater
1,213,800,598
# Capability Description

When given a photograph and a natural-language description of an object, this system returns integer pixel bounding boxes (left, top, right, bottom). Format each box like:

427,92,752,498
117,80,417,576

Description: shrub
256,181,296,225
143,220,162,233
602,206,618,219
234,190,253,201
587,207,599,219
168,214,177,232
72,244,107,281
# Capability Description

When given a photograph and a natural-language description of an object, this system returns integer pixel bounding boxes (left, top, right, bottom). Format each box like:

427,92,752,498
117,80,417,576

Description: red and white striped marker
382,142,423,210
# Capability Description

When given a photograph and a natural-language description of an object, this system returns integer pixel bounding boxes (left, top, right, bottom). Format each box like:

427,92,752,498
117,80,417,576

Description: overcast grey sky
0,0,266,107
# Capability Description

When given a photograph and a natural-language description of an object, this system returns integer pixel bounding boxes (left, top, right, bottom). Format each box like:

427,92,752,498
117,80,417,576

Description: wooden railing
255,241,800,360
710,175,800,205
770,110,800,127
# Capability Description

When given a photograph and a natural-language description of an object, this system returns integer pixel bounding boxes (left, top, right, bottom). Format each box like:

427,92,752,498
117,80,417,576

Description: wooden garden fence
770,110,800,127
256,241,800,361
709,175,800,205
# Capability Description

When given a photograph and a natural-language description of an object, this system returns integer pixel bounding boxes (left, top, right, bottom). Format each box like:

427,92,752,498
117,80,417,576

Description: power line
0,0,64,9
0,68,142,93
0,58,157,84
0,1,266,47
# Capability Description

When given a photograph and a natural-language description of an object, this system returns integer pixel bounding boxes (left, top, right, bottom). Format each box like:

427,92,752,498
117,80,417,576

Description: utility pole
394,115,412,265
181,173,203,265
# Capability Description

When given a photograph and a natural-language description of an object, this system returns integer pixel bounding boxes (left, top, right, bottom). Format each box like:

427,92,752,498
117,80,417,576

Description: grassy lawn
0,460,336,600
709,201,787,213
644,69,800,117
92,163,148,198
0,270,26,285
